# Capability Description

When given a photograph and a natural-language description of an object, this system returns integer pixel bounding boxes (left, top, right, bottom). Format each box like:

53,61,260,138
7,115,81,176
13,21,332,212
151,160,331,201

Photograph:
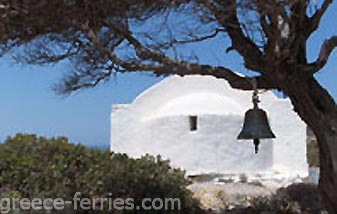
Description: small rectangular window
189,115,198,131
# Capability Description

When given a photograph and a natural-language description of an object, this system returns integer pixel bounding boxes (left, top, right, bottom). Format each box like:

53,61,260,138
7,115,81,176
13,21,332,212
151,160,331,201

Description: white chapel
111,75,308,179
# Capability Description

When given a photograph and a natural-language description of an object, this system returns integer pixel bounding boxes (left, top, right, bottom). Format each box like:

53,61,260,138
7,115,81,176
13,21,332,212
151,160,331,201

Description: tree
0,0,336,212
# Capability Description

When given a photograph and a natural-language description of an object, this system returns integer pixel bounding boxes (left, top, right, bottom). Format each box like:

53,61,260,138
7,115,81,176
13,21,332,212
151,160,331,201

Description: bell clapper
253,138,260,154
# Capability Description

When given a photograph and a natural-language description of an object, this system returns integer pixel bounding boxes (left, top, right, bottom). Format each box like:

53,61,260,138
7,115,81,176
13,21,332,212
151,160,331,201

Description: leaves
0,134,200,213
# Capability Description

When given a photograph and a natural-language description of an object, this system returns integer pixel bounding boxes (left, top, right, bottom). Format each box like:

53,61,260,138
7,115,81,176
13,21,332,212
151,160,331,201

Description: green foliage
0,0,192,94
0,134,201,213
0,0,181,43
307,139,319,167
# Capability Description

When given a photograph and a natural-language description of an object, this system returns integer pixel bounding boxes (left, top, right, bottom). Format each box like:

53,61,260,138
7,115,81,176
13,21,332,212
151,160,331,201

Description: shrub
0,134,201,214
307,139,319,167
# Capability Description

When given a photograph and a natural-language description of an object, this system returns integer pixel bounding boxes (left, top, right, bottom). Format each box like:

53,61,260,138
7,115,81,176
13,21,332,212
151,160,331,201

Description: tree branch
60,70,113,93
142,28,225,50
111,46,273,91
171,28,225,45
253,0,278,57
83,25,274,91
305,36,337,73
202,0,265,72
113,55,273,91
307,0,333,36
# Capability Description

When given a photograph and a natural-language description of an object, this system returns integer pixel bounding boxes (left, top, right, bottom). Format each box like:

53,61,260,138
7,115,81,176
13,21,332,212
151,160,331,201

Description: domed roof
130,75,278,120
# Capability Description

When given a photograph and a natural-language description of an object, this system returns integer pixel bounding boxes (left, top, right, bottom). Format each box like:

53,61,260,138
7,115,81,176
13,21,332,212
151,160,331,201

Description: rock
188,181,274,211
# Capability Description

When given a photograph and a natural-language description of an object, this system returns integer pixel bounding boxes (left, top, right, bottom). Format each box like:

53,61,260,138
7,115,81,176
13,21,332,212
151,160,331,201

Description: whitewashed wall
111,75,308,178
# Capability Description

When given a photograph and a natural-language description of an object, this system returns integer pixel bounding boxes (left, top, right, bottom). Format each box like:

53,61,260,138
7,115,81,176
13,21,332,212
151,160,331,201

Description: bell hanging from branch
237,79,276,154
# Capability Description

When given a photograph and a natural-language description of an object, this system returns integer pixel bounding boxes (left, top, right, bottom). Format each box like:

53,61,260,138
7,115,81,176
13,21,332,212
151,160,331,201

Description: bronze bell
238,93,276,154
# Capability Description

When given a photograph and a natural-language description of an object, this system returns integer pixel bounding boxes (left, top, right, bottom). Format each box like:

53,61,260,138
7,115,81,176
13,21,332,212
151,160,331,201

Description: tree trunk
318,131,337,214
284,75,337,213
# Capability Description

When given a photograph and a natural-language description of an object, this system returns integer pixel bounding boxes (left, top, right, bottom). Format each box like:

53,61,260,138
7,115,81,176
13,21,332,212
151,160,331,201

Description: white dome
130,75,279,120
145,92,243,120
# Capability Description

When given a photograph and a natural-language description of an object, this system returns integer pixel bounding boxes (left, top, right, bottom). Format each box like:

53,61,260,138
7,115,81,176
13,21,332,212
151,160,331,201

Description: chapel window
189,115,198,131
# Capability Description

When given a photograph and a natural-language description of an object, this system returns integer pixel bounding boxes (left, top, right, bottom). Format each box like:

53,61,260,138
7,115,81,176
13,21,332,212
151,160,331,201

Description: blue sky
0,4,336,147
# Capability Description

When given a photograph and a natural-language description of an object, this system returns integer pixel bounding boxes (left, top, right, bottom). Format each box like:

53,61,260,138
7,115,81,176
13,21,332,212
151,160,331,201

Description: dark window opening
189,115,198,131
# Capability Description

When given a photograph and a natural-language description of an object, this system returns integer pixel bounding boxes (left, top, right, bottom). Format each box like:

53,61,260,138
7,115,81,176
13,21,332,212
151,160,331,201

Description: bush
307,139,319,167
0,134,201,214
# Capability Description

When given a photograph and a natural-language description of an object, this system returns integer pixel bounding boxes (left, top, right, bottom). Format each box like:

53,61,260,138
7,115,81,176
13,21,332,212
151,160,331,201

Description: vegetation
0,134,201,213
307,139,319,167
0,1,336,210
